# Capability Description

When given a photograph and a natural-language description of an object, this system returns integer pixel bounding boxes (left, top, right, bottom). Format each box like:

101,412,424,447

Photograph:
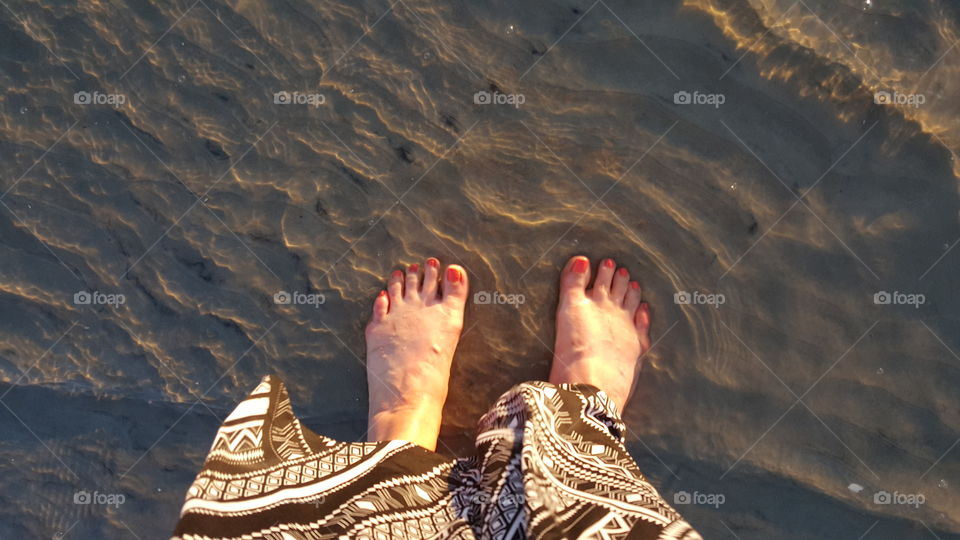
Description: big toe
442,265,469,308
560,255,591,298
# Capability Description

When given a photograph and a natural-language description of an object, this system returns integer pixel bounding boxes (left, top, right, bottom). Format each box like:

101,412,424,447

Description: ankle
368,401,444,450
549,357,633,411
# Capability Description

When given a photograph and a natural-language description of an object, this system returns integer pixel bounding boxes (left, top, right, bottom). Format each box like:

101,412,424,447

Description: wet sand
0,0,959,538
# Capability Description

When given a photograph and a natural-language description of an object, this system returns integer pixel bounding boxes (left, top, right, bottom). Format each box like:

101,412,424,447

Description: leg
549,255,651,410
364,257,469,450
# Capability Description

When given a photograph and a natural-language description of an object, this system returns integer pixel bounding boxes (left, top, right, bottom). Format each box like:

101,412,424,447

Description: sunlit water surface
1,0,959,538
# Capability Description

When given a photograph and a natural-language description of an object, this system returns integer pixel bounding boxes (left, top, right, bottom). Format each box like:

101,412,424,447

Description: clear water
0,0,958,538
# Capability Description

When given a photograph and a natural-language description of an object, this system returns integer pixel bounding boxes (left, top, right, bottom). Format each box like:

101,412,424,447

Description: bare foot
549,255,652,410
364,258,468,450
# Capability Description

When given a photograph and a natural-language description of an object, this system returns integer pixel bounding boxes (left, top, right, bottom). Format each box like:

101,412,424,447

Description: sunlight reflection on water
0,0,958,537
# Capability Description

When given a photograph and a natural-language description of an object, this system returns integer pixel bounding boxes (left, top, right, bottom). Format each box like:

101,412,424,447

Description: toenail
408,263,419,273
617,268,629,277
446,268,461,282
427,257,439,268
640,302,649,312
603,258,615,268
630,281,640,290
392,270,403,279
572,258,589,274
378,290,386,297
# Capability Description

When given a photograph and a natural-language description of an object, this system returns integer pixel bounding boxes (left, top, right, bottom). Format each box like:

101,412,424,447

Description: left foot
364,258,468,450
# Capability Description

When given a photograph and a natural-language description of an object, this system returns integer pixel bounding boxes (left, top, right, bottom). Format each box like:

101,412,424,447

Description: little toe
635,302,652,352
373,290,389,319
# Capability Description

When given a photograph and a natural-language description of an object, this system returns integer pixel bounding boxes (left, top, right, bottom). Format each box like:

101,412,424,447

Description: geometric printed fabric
172,376,702,539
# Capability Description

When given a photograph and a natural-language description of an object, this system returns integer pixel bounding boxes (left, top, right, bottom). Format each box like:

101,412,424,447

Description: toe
442,264,469,307
560,255,591,298
611,266,630,303
635,302,652,352
405,263,420,300
388,269,404,302
422,257,440,299
624,281,642,311
372,289,389,319
592,258,616,299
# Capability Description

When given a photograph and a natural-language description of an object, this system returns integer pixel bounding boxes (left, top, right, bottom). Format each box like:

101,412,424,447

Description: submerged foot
549,255,652,410
364,258,468,450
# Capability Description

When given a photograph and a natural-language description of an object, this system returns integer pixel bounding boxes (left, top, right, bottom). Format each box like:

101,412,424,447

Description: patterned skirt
172,376,702,539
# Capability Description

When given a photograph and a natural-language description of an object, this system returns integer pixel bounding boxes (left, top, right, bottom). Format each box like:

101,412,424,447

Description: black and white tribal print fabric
172,376,701,540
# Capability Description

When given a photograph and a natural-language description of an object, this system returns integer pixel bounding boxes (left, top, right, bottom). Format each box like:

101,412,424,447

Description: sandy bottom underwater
0,0,959,538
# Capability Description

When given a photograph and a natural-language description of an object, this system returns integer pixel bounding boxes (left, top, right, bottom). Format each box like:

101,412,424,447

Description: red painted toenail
446,268,461,282
572,258,589,274
427,257,439,268
408,263,419,273
630,281,640,290
378,290,386,298
617,267,629,277
392,270,403,278
603,258,615,268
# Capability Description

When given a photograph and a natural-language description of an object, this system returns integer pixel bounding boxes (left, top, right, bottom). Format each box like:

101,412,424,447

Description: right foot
549,256,652,410
364,258,468,450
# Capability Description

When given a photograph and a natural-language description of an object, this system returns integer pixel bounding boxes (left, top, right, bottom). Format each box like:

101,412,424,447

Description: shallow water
0,0,959,538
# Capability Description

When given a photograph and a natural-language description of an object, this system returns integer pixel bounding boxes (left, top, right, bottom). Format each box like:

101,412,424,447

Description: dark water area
0,0,959,538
